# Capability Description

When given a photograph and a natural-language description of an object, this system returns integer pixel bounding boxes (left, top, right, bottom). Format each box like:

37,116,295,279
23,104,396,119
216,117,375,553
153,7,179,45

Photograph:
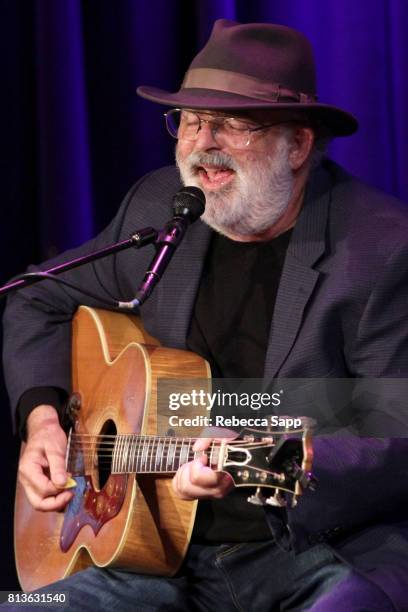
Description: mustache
181,151,239,172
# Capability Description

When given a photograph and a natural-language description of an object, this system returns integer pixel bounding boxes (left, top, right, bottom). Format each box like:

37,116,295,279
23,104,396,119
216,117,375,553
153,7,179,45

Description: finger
37,490,74,512
188,463,234,496
172,462,203,499
19,451,61,497
19,436,69,497
189,459,218,487
173,460,232,500
45,437,69,488
24,486,74,512
193,437,212,452
56,476,77,490
20,455,75,511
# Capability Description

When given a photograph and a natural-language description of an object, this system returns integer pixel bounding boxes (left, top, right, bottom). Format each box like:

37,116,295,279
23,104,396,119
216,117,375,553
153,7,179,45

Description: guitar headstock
220,424,317,508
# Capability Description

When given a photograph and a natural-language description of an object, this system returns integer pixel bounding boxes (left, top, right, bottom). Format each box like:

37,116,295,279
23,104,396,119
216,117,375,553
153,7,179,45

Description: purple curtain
2,0,408,271
1,0,408,589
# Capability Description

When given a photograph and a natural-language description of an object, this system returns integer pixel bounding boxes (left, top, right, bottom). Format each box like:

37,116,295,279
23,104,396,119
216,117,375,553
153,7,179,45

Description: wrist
26,405,60,437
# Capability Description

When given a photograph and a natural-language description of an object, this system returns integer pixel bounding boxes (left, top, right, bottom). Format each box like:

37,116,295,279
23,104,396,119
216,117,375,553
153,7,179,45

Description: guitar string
66,442,279,458
68,438,273,446
69,432,294,438
67,442,278,451
66,444,282,464
70,446,270,457
67,441,270,448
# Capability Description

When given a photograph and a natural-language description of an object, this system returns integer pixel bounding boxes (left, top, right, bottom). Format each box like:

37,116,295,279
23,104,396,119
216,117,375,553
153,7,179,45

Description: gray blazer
4,159,408,608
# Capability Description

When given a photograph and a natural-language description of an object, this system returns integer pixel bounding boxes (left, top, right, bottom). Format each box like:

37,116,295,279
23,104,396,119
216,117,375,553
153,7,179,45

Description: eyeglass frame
164,108,301,148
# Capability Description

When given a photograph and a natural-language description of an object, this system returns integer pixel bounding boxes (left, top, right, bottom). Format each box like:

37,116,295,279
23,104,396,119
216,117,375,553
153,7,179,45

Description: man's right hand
18,405,74,511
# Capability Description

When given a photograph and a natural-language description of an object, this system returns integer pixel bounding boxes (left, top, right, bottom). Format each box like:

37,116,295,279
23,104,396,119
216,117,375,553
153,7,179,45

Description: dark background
1,0,407,591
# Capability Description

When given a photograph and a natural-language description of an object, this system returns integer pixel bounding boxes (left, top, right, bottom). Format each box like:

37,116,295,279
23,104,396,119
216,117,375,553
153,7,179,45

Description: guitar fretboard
67,433,223,475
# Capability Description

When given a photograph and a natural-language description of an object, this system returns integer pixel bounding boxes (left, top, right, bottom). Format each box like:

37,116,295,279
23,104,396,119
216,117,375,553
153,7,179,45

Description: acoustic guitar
14,306,314,591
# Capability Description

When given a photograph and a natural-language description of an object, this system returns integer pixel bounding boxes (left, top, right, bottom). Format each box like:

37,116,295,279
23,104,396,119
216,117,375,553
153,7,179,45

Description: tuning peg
243,434,255,442
289,462,318,492
265,491,287,507
304,472,318,492
247,487,267,506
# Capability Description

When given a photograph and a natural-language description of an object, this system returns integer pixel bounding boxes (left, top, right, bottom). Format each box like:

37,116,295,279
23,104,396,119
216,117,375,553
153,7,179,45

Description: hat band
182,68,317,104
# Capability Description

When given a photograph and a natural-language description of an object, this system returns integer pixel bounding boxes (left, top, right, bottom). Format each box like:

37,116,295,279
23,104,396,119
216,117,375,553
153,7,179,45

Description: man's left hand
172,437,234,500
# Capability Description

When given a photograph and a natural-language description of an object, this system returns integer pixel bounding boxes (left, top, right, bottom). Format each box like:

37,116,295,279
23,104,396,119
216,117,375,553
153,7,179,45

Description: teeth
195,165,234,186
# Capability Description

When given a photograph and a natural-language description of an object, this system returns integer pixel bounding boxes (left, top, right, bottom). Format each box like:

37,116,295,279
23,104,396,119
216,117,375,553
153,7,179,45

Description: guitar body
15,306,211,591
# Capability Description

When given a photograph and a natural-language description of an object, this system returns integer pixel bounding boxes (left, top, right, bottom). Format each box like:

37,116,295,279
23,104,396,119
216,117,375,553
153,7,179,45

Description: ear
288,127,315,171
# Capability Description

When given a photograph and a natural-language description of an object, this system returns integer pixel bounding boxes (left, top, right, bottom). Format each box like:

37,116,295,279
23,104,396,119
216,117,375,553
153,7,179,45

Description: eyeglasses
164,108,285,149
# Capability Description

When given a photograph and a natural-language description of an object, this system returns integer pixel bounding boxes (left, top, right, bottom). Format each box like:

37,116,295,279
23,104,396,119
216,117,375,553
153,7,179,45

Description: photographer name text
167,415,302,429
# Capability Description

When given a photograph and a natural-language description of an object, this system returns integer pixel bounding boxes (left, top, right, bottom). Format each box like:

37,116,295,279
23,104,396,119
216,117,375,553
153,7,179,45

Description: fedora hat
137,19,358,137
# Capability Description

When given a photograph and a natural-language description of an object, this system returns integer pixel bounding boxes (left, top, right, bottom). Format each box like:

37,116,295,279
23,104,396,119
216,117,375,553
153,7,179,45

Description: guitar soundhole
95,419,116,491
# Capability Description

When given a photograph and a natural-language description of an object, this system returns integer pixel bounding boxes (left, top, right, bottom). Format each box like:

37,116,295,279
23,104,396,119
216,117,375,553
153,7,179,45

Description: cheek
176,140,194,161
242,153,258,163
232,150,261,165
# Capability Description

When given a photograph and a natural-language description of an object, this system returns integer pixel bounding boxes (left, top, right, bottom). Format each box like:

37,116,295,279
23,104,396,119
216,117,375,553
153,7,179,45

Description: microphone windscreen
172,186,205,222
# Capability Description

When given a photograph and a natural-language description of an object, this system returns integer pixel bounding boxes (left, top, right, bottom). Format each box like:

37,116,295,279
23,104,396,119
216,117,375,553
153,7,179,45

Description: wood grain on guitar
14,306,315,591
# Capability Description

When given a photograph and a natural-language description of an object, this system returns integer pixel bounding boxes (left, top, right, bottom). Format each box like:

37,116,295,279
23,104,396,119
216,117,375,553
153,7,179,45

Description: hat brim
137,85,358,137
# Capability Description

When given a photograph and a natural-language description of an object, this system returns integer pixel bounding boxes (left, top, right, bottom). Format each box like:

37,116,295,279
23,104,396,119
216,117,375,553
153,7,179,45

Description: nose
193,120,220,151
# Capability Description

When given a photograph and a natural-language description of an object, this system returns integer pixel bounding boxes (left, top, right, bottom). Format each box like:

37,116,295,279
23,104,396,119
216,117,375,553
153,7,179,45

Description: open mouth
195,165,235,190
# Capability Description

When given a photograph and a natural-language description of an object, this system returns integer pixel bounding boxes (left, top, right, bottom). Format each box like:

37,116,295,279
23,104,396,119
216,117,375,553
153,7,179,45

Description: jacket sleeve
285,240,408,548
2,174,153,434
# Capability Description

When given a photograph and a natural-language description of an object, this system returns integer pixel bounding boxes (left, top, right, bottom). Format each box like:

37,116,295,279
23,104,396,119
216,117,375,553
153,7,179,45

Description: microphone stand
0,226,158,298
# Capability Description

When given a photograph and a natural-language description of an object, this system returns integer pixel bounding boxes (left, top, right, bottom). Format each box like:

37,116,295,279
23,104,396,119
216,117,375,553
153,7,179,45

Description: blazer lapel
264,164,331,378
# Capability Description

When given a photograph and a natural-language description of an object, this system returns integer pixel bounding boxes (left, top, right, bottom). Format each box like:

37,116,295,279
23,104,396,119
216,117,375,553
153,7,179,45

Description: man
3,19,408,611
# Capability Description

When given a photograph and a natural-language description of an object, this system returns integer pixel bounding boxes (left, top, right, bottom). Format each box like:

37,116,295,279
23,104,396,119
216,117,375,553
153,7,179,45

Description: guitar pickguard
60,474,128,552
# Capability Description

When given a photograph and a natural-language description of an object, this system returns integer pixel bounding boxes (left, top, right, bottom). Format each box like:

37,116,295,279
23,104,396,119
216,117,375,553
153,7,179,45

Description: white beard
175,136,294,237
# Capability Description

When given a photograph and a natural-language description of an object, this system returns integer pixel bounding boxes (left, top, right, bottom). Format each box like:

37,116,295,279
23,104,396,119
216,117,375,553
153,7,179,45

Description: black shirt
187,229,292,542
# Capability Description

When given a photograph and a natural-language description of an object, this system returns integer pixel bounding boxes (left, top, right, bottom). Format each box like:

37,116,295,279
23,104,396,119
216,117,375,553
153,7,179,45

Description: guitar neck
67,433,224,476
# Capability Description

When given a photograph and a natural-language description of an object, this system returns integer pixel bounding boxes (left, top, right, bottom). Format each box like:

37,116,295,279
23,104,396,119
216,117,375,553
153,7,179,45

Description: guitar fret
140,436,146,472
156,439,163,471
109,435,222,475
112,435,120,474
116,434,121,473
126,435,132,472
141,436,149,471
149,437,155,473
147,437,152,473
123,435,129,473
137,436,144,472
130,435,137,472
147,436,153,473
113,435,118,473
120,435,126,473
174,439,181,471
160,437,166,472
135,436,141,472
140,436,148,472
118,435,122,473
166,439,174,470
172,439,178,471
117,435,122,473
127,435,133,473
146,436,152,472
179,439,188,466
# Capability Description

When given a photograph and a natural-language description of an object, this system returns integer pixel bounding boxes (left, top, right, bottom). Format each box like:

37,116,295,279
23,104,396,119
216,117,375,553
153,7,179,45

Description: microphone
119,186,205,309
